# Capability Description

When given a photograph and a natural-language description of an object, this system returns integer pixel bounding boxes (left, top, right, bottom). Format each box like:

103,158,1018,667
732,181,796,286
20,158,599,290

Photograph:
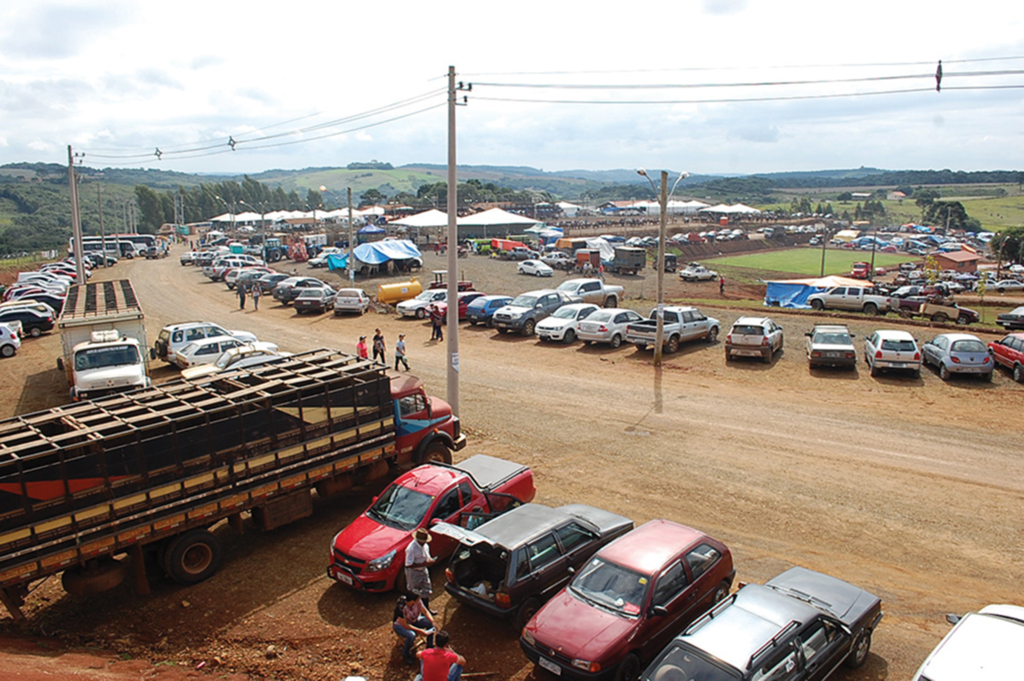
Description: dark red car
988,332,1024,383
434,291,486,321
520,520,734,681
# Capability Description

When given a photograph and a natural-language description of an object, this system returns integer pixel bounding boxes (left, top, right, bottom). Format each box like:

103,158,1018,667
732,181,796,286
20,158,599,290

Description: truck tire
522,319,536,336
864,302,878,315
706,326,718,343
605,297,617,308
666,336,680,354
931,312,948,323
418,441,452,466
844,630,872,669
810,299,824,311
164,529,223,585
61,559,128,596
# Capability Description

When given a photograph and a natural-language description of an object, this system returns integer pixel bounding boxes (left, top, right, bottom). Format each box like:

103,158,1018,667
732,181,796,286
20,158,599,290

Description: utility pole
97,185,106,267
654,171,667,367
347,187,355,286
446,65,461,416
67,146,86,283
819,227,829,277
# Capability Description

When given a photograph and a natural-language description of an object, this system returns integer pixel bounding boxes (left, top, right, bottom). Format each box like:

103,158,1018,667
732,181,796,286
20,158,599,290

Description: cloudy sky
1,0,1022,177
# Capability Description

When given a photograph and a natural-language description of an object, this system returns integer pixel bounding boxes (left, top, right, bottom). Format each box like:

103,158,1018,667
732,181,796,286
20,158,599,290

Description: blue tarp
358,225,386,234
764,282,826,309
327,239,421,270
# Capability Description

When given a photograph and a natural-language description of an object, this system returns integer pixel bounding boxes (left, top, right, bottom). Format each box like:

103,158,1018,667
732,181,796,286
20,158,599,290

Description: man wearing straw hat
405,527,437,613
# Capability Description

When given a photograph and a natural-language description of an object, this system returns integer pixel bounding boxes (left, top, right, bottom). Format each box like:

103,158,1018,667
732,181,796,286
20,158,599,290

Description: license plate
888,362,906,368
538,657,561,675
825,352,839,358
735,350,760,357
335,570,353,585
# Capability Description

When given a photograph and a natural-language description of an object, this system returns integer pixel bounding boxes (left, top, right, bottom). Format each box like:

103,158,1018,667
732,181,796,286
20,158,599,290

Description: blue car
466,295,513,327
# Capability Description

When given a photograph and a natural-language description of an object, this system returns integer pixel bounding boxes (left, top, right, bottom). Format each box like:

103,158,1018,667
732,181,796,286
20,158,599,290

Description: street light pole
347,187,355,286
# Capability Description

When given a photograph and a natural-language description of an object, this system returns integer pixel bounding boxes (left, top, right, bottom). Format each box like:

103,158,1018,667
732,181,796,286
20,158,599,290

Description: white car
540,252,573,269
225,266,274,289
865,329,922,377
725,316,784,363
992,279,1024,293
333,288,372,315
309,247,344,268
0,323,21,358
518,259,553,277
679,264,718,281
397,289,448,318
577,308,645,348
913,604,1024,681
535,303,600,344
174,336,279,370
154,322,259,363
181,344,290,380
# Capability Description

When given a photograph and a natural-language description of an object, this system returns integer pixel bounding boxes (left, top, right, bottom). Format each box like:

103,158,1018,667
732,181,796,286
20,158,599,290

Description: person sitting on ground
416,629,465,681
393,593,435,665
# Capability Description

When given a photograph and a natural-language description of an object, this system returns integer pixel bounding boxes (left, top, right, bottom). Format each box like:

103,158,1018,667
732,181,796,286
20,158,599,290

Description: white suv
865,329,921,377
725,316,784,363
0,323,21,358
914,604,1023,681
153,322,259,363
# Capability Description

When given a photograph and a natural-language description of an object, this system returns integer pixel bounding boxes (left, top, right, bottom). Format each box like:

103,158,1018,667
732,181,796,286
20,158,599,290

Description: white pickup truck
555,278,624,308
625,306,720,353
805,286,892,315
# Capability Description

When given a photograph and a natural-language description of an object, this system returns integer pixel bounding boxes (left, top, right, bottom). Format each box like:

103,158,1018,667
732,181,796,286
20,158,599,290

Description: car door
679,310,698,341
522,532,568,601
639,559,693,661
551,521,600,591
924,335,946,365
796,619,847,681
426,487,466,556
750,641,801,681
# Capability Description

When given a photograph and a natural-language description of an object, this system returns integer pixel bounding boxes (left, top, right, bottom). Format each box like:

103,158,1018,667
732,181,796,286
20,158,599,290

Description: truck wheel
614,653,641,681
497,327,507,334
418,441,452,466
164,529,223,585
706,327,718,343
931,312,948,323
605,297,617,308
61,559,128,596
844,631,872,669
514,597,541,631
666,336,680,354
864,302,878,315
522,319,536,336
416,308,426,319
810,299,824,311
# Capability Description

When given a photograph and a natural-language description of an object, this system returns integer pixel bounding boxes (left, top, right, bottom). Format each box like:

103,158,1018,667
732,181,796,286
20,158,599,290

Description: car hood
333,512,410,561
398,299,431,310
76,364,145,387
496,305,530,316
529,588,637,661
765,567,880,626
536,317,573,330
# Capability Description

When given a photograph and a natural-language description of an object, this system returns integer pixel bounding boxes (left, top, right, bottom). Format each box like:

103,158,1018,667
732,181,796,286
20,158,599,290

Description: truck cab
70,330,151,401
391,374,466,466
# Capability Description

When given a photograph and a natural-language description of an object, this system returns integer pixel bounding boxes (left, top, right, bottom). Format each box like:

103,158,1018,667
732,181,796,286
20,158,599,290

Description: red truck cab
851,261,870,279
328,454,535,592
391,374,466,467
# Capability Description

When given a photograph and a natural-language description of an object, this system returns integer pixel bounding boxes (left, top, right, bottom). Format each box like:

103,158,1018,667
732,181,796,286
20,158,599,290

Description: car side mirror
945,613,961,625
650,605,669,618
804,332,812,337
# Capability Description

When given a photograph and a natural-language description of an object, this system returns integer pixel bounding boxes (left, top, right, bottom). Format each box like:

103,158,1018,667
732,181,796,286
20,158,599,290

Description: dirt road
1,250,1021,681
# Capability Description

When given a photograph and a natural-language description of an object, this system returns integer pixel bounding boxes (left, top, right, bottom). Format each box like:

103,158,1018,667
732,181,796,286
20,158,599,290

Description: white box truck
57,279,151,401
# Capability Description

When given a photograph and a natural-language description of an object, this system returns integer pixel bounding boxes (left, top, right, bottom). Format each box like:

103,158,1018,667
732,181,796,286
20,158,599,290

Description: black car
273,277,328,304
435,503,633,629
997,306,1024,330
641,567,883,681
0,308,55,338
256,273,290,296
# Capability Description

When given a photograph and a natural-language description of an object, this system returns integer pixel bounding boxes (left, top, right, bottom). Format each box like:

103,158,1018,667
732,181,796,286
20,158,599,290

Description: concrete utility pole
97,185,106,267
347,187,355,286
68,146,86,283
446,65,460,417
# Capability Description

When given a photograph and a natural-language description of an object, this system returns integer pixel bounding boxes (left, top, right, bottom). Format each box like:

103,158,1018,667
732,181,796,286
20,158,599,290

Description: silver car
578,308,644,348
921,333,993,381
864,329,922,377
333,288,371,315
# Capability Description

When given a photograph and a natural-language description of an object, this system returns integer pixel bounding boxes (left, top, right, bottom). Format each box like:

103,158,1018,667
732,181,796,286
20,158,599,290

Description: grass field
705,248,910,278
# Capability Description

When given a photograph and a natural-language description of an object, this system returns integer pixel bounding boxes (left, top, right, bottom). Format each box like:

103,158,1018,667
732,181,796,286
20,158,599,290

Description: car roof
1005,332,1024,340
932,333,982,343
468,503,593,548
595,519,707,576
733,317,770,326
811,324,850,333
184,335,237,348
873,329,915,341
518,289,558,297
163,321,223,332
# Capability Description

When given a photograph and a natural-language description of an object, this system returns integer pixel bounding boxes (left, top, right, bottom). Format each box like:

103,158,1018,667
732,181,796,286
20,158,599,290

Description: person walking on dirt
238,282,246,310
719,276,725,295
251,282,260,311
415,630,465,681
406,528,437,613
356,336,369,360
430,305,444,342
373,329,386,364
395,333,410,371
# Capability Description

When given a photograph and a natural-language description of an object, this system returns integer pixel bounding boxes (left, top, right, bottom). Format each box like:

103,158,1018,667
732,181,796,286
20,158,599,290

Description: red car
988,332,1024,383
328,454,535,593
520,520,734,681
434,291,486,321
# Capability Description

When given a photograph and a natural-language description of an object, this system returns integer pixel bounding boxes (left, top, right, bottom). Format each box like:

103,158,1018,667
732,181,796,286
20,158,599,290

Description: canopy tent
357,224,386,235
699,203,761,214
326,239,421,270
389,209,450,228
457,208,541,227
557,201,582,217
764,275,871,309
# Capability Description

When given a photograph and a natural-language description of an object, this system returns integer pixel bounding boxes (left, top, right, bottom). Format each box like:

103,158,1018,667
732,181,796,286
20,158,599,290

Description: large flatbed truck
0,349,465,621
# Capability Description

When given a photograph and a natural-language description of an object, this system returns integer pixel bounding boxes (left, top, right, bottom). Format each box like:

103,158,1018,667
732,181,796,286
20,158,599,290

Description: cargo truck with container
56,279,151,402
0,349,465,621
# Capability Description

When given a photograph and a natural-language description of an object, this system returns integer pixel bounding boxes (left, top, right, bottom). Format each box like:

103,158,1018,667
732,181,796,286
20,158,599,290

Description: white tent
727,203,761,214
234,211,262,222
389,209,450,228
457,208,541,227
557,201,582,218
698,204,734,213
210,213,234,223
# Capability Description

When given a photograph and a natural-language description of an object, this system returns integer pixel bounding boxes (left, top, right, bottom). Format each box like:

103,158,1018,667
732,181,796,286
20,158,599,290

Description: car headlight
521,629,535,645
365,549,397,572
572,659,600,673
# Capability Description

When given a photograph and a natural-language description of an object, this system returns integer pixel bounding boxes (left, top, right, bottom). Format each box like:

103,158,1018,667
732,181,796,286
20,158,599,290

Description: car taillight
913,352,920,361
726,334,732,343
875,350,883,359
445,568,454,583
845,352,855,359
951,356,960,363
984,356,990,363
811,351,821,358
495,592,511,608
761,336,768,346
598,325,608,333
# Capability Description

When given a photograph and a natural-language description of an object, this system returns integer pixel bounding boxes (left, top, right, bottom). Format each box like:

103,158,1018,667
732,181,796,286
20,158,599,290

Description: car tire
468,320,477,326
811,299,824,311
416,308,426,319
614,653,641,681
869,362,879,377
29,327,42,338
605,297,617,308
984,371,993,382
666,336,680,354
563,329,576,344
997,287,1006,294
713,580,731,603
957,314,970,325
864,302,878,315
844,631,872,669
1014,364,1024,383
931,312,948,323
0,344,14,358
706,326,718,343
939,364,951,381
522,319,536,336
725,349,732,361
610,334,622,349
514,597,541,631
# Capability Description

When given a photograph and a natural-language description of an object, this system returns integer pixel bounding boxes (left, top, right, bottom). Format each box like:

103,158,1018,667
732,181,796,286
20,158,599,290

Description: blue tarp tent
764,276,872,309
327,239,421,270
357,225,386,235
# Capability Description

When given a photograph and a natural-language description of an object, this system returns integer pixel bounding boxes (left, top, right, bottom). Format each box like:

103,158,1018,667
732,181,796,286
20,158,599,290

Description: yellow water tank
377,279,422,305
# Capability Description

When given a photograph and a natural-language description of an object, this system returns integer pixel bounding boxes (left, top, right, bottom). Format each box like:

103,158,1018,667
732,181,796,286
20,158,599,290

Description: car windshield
644,645,740,681
367,483,434,531
551,306,580,320
570,557,648,617
588,311,613,323
180,342,199,355
511,295,538,308
74,345,141,371
814,333,851,345
556,282,579,292
951,339,986,353
880,339,917,351
732,325,764,335
337,289,361,297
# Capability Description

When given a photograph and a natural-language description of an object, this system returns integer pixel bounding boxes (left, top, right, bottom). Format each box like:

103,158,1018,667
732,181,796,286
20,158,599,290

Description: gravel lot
0,247,1020,681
